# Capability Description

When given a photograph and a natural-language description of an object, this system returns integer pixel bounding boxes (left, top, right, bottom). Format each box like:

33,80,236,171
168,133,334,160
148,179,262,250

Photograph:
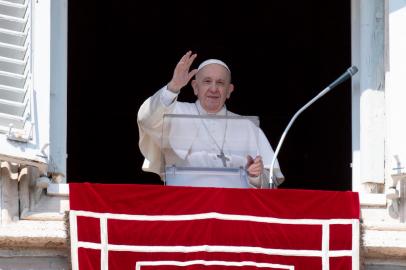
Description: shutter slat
0,112,24,129
0,72,26,88
0,97,26,115
0,56,27,74
0,42,26,60
0,28,27,46
0,84,26,102
2,0,26,5
0,0,29,137
0,15,27,32
0,1,27,18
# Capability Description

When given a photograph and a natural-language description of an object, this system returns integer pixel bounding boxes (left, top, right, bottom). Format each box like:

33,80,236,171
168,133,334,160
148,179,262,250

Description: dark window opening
68,1,352,191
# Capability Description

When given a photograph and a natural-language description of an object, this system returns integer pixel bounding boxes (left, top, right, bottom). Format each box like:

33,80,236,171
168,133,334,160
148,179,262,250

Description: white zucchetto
197,59,230,73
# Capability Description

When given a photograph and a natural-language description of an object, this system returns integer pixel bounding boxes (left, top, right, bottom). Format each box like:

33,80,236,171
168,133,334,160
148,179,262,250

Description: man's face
192,64,234,113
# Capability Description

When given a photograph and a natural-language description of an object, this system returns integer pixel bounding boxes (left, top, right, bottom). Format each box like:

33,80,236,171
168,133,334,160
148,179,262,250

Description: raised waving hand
167,51,198,93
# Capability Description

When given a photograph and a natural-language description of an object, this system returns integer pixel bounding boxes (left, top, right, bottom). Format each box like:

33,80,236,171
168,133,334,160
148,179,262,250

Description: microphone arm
268,66,359,188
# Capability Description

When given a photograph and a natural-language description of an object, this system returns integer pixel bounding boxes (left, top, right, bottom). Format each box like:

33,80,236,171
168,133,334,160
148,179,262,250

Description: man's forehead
196,63,232,83
196,65,231,81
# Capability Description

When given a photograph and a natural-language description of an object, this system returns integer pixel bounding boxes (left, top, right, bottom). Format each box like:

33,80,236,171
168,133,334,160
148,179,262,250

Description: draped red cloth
69,183,360,270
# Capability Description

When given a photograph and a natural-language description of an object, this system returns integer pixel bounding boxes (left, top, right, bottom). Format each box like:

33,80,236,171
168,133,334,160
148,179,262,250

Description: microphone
327,66,358,90
268,66,359,188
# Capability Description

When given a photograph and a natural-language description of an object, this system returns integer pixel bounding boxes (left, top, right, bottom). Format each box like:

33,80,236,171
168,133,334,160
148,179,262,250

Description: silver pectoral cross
217,151,230,167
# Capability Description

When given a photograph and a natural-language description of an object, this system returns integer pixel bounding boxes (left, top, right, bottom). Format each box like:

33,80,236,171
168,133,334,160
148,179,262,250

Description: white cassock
137,85,284,188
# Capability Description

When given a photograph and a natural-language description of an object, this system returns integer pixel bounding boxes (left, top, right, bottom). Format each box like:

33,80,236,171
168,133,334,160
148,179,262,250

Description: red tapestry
69,183,360,270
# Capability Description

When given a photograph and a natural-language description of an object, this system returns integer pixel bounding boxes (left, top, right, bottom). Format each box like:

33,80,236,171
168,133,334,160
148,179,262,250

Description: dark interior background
67,0,352,191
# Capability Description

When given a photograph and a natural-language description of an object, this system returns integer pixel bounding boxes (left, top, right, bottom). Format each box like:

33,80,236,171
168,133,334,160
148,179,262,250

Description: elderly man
137,51,284,188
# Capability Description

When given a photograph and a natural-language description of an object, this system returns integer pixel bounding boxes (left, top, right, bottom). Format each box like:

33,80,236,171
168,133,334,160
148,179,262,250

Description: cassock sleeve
258,128,285,185
137,86,178,176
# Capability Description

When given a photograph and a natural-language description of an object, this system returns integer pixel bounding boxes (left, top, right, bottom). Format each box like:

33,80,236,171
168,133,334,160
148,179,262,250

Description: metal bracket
387,173,406,222
6,122,34,143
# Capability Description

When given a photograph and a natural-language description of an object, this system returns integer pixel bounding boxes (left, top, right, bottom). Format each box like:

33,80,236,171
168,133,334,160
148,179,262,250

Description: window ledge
0,220,67,248
47,183,69,196
362,228,406,259
359,193,387,207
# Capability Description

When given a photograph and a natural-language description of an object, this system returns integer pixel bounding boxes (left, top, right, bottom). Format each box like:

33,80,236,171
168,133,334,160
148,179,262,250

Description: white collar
195,100,227,116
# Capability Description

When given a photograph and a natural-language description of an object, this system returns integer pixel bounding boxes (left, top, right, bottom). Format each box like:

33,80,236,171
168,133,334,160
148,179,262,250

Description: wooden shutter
0,0,67,176
0,0,32,141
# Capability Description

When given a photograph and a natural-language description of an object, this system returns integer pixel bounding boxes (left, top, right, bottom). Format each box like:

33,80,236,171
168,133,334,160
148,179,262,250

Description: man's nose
208,83,218,92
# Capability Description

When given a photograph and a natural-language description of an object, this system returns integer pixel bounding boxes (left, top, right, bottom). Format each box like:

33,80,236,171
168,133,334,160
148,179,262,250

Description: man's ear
226,83,234,99
191,80,198,96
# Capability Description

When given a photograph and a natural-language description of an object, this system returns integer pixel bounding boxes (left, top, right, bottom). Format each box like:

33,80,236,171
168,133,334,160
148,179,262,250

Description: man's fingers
249,163,262,171
188,69,198,81
180,51,196,64
178,51,192,65
180,51,191,62
250,157,262,167
254,156,262,163
177,52,197,73
247,155,264,177
186,53,197,66
169,51,197,92
246,155,254,168
247,165,261,177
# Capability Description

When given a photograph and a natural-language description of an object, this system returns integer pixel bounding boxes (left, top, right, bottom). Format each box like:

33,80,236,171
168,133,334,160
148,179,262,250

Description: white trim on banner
69,210,360,270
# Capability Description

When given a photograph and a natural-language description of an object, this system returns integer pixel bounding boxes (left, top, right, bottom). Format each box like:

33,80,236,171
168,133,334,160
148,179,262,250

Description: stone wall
0,162,69,269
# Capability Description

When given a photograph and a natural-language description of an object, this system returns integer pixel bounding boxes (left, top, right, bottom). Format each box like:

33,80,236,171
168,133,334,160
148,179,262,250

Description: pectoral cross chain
217,151,230,167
